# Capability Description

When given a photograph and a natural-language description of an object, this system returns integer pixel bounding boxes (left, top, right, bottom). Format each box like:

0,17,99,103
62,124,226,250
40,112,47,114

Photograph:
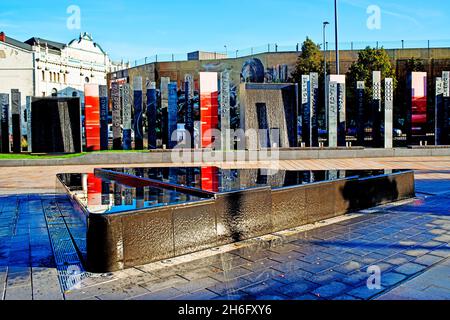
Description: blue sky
0,0,449,61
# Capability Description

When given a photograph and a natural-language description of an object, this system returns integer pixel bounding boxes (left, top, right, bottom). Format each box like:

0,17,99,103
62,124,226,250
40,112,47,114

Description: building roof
24,37,66,50
68,33,107,55
1,33,32,51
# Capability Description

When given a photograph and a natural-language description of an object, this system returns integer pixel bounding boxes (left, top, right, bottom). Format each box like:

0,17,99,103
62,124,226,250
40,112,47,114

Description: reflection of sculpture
241,58,265,83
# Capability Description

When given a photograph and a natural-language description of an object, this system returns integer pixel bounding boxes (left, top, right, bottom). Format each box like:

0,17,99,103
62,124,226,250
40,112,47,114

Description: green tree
291,38,329,129
405,57,425,73
346,47,397,129
291,37,325,82
346,47,396,97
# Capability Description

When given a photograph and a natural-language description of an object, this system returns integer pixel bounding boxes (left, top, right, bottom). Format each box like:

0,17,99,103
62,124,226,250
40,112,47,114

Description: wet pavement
0,171,449,300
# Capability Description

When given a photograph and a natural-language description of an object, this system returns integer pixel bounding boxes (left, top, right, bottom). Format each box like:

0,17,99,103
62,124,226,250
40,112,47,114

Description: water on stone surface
58,168,409,215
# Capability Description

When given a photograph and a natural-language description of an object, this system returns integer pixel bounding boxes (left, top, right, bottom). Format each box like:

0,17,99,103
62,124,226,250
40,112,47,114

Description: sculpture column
301,75,311,146
356,81,365,146
111,82,122,150
0,93,9,153
122,83,132,150
372,71,382,148
310,72,319,147
384,78,394,149
84,84,101,151
146,81,157,150
184,75,195,149
328,81,338,148
133,76,144,150
99,85,109,150
220,71,231,150
11,89,21,153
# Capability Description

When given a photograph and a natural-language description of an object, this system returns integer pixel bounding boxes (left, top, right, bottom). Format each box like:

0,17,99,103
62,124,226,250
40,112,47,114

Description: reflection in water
58,169,407,215
102,168,406,193
58,173,204,215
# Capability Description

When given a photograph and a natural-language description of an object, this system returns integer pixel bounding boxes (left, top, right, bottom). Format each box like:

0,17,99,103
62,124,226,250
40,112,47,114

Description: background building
0,31,128,141
26,33,128,98
0,32,34,109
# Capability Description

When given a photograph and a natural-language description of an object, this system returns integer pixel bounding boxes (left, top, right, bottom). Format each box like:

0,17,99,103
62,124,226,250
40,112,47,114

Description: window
42,70,45,81
51,88,58,97
72,92,78,97
85,77,90,83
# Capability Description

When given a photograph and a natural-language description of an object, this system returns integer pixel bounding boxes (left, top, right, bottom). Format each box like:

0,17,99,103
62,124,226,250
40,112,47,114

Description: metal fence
128,39,450,68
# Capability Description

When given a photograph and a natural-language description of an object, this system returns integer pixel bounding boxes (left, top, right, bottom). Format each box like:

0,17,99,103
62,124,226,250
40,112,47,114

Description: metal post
402,40,404,49
334,0,340,74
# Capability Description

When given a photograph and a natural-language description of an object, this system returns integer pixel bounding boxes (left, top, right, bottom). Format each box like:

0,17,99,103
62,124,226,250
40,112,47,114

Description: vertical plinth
146,81,157,150
133,77,144,150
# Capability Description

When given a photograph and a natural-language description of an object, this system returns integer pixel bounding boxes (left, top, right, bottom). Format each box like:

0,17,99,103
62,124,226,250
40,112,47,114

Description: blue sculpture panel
168,82,178,149
133,77,144,150
146,81,157,150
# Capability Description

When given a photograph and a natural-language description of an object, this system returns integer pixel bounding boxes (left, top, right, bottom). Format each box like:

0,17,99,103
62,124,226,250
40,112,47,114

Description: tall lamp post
224,45,228,57
323,21,330,130
334,0,340,74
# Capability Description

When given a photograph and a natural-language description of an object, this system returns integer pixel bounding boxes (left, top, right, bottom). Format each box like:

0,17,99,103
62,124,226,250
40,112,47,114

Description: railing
127,39,450,68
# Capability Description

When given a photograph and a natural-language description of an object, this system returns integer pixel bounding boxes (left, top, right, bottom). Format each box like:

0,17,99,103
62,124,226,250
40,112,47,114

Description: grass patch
0,150,152,160
0,153,86,160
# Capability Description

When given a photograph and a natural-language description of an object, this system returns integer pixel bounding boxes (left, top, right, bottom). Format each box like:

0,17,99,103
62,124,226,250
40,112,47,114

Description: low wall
58,170,415,273
2,148,450,167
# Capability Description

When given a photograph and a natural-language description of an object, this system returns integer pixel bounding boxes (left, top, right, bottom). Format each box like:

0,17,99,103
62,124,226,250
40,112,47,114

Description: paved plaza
0,157,449,300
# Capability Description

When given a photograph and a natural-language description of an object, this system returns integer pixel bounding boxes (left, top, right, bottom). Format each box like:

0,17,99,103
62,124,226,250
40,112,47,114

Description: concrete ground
0,157,449,300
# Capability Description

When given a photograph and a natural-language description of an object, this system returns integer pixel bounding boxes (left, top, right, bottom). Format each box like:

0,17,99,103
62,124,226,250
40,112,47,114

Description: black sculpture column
11,89,21,153
111,83,122,150
0,93,9,153
185,75,195,149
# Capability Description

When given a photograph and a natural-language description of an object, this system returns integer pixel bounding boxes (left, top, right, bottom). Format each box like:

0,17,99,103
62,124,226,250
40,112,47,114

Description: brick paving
0,159,449,300
0,183,448,300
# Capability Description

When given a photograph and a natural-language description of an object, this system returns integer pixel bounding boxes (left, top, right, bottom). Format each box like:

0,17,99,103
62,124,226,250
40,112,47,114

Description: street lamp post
334,0,340,74
323,21,330,130
224,45,228,57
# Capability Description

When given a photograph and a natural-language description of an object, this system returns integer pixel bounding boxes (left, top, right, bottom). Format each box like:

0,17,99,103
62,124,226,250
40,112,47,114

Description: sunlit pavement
0,161,449,300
